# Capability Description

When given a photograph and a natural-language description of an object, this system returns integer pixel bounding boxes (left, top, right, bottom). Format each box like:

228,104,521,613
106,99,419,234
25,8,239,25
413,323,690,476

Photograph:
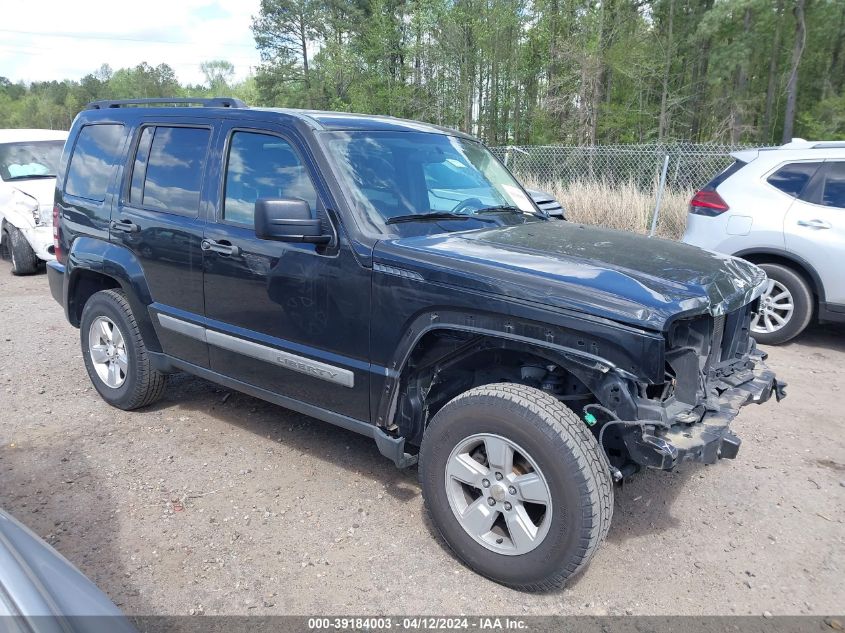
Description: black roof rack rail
86,97,247,110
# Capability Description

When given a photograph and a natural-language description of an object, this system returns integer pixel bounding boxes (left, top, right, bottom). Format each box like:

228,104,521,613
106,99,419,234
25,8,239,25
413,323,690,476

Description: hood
8,177,56,206
374,221,766,330
0,509,136,627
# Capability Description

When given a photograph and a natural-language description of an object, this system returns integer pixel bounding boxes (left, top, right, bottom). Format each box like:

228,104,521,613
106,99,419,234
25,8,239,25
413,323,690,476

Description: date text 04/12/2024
307,617,527,630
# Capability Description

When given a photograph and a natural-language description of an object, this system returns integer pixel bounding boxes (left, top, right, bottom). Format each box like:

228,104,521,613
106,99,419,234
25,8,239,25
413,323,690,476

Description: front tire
751,263,813,345
80,289,167,410
419,383,613,591
4,226,39,275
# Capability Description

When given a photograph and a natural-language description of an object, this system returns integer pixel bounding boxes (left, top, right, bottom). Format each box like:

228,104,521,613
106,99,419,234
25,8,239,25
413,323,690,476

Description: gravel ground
1,259,844,616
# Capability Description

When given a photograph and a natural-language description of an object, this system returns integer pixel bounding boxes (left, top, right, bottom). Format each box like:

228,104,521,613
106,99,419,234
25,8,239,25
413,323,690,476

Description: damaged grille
706,314,726,368
708,304,753,369
665,303,754,407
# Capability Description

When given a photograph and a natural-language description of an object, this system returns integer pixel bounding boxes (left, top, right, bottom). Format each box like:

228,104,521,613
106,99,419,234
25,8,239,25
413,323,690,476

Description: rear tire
419,383,613,591
5,226,39,275
80,289,168,410
752,263,813,345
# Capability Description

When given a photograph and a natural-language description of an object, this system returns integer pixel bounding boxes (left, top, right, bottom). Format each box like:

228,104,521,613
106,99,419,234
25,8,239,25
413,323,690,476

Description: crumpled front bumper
625,358,786,470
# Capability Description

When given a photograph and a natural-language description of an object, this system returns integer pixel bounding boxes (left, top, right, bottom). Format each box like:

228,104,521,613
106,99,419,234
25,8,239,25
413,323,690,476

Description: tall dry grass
524,178,693,240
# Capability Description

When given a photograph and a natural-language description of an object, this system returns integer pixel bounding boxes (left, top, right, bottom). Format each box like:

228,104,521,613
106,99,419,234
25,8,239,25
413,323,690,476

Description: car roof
0,129,68,143
732,139,845,164
256,108,473,138
80,99,474,140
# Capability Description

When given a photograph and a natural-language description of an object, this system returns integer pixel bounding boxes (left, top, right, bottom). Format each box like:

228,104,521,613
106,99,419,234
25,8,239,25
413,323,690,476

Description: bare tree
763,0,785,143
729,7,752,143
658,0,675,140
782,0,807,143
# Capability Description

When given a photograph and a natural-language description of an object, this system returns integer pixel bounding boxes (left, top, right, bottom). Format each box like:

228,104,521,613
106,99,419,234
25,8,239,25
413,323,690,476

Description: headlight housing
38,204,53,225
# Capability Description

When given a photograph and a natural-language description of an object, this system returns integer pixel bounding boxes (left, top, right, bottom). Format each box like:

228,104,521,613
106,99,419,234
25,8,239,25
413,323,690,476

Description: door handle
110,219,140,233
797,219,832,229
201,239,240,256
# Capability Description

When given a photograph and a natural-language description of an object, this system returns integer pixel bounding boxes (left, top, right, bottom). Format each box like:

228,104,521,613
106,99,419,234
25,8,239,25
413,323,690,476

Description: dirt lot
1,259,843,616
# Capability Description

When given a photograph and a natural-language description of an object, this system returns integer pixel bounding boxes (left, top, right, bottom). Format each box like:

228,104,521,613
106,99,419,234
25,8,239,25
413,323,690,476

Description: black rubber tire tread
6,226,40,275
419,382,613,591
754,263,813,345
80,289,167,410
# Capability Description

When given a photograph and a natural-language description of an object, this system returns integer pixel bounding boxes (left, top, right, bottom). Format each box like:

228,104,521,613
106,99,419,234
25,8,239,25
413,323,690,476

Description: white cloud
0,0,262,85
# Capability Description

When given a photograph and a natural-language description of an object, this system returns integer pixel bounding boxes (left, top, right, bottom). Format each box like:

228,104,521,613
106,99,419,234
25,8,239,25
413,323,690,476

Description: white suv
0,129,68,275
683,139,845,344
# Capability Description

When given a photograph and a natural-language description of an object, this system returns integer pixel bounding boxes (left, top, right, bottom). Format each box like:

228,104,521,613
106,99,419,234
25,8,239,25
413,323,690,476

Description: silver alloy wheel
751,279,794,334
445,433,552,556
88,316,128,388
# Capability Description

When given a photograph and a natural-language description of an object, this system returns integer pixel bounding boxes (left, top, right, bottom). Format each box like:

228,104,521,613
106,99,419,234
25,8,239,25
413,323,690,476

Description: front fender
0,203,38,232
373,306,663,433
1,206,53,260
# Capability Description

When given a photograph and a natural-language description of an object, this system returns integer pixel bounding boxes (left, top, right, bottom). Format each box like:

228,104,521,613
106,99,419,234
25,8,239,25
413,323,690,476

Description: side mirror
254,198,331,244
548,207,567,221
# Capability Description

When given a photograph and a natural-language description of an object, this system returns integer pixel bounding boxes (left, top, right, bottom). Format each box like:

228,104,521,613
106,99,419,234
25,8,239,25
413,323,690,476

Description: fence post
672,155,682,188
650,154,670,237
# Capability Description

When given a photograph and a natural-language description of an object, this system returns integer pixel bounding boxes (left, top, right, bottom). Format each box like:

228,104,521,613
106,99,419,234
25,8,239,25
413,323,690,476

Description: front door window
223,131,318,226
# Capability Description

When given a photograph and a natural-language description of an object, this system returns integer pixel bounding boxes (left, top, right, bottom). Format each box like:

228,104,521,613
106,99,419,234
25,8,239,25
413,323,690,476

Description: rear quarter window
703,159,746,191
64,124,125,201
766,162,821,198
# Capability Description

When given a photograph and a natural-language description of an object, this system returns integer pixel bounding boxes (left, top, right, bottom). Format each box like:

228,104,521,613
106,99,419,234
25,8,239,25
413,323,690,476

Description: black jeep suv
47,98,784,590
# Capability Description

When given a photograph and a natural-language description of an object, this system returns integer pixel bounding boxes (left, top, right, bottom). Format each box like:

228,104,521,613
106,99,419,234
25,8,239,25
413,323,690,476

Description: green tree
3,0,845,144
253,0,321,106
200,60,235,92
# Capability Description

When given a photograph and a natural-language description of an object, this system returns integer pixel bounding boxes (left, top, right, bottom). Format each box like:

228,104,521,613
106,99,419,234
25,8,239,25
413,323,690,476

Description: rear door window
65,124,125,201
767,162,822,198
820,161,845,209
131,126,210,216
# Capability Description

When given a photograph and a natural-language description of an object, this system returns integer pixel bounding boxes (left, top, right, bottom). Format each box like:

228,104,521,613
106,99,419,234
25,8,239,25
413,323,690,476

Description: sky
0,0,263,86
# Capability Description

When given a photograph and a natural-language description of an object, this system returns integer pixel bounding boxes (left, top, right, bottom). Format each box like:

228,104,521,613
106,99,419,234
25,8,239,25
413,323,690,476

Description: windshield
323,131,537,227
0,140,64,181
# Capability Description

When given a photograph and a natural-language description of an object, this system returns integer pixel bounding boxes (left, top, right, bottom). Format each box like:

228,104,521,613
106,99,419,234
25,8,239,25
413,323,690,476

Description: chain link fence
491,142,757,238
491,142,754,191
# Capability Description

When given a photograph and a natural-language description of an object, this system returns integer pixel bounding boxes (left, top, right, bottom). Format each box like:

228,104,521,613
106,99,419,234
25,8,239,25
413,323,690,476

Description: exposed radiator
707,314,726,368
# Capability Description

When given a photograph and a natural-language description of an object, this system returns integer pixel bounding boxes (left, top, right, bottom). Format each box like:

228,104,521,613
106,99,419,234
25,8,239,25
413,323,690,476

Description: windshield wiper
475,204,549,219
4,174,56,181
474,205,523,215
385,212,496,225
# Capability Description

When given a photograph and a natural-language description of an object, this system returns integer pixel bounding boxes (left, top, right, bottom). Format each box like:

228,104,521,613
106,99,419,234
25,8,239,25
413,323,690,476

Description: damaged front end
618,289,787,471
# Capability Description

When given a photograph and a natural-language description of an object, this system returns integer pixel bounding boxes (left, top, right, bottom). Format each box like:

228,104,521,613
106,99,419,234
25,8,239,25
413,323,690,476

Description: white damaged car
0,129,67,275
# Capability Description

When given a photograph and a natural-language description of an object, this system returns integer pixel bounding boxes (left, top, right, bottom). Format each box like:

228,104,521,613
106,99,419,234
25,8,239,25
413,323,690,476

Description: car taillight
52,204,65,264
689,190,730,217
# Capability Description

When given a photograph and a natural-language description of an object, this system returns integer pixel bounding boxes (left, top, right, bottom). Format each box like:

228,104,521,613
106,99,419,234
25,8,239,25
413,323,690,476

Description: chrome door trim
156,313,354,388
157,314,207,342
